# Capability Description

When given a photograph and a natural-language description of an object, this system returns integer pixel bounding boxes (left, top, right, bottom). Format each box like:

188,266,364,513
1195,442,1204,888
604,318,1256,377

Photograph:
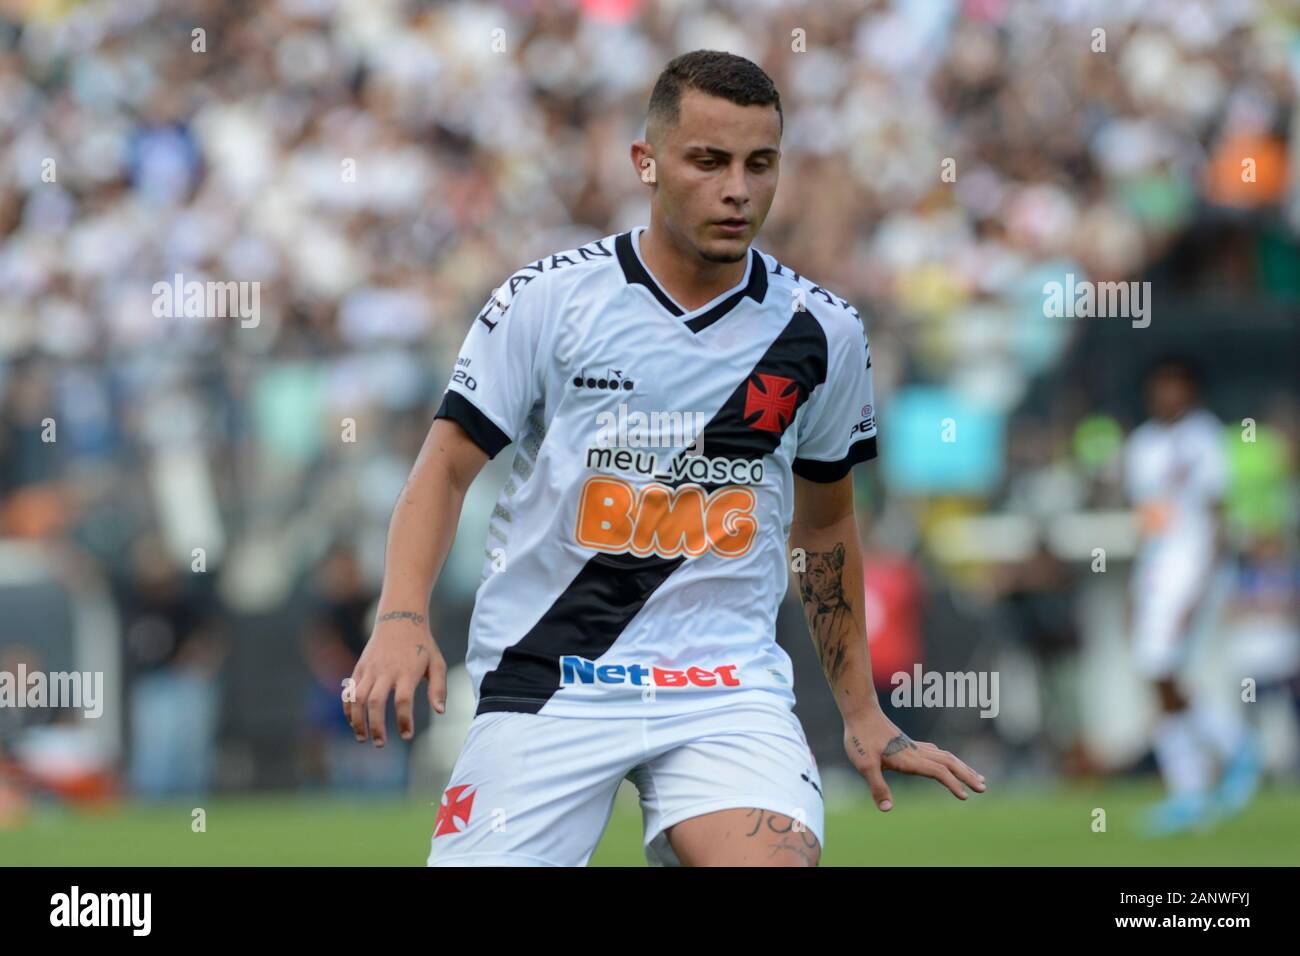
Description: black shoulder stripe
792,435,878,483
434,390,512,459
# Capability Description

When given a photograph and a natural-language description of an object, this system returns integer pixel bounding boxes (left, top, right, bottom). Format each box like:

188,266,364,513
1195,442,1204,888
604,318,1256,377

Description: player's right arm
345,267,551,747
344,418,488,747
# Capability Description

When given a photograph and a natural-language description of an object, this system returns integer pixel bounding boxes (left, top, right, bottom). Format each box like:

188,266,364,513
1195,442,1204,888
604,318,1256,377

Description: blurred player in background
1124,356,1259,834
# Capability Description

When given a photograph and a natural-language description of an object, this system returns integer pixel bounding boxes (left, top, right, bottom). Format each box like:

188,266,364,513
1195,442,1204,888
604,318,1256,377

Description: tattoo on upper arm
796,542,854,683
379,611,426,627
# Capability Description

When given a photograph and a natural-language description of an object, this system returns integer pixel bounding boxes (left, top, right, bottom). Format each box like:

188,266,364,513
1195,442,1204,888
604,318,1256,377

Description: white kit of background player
1124,386,1259,834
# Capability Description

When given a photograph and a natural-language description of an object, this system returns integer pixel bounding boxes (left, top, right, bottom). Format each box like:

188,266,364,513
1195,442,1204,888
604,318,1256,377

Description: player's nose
721,162,750,202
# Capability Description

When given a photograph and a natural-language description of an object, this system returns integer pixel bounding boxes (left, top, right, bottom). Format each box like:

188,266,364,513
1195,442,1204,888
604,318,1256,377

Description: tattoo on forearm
882,733,917,758
379,610,426,627
796,542,854,684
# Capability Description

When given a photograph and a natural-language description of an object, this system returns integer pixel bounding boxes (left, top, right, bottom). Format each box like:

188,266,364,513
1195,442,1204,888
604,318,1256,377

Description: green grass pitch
3,781,1297,866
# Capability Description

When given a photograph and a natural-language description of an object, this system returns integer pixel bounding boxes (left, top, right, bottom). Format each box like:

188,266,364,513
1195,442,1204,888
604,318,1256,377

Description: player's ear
632,143,657,185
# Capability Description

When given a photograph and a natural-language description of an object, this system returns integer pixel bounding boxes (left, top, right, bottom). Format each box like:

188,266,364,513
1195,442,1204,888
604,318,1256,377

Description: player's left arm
790,474,986,812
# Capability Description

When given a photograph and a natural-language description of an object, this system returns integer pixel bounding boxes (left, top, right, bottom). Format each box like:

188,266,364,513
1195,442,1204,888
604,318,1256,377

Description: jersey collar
616,227,768,333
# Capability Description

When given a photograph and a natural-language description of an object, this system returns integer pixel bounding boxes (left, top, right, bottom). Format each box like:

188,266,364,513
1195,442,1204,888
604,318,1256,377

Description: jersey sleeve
433,270,549,459
792,316,878,482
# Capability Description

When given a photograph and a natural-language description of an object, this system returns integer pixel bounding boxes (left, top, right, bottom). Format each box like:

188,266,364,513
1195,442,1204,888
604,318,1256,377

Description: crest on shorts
433,783,477,837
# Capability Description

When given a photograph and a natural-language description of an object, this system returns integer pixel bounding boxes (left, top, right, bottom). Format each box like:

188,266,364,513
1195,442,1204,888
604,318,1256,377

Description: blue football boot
1139,792,1214,837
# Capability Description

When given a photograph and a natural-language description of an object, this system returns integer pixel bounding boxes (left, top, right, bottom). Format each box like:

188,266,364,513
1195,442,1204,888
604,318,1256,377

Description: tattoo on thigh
744,808,818,849
768,833,819,865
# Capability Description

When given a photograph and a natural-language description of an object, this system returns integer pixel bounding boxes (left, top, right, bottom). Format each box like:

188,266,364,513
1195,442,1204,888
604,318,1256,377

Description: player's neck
637,223,749,312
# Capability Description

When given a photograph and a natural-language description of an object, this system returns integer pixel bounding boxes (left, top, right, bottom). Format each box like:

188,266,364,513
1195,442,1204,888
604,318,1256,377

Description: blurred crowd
1,0,1299,804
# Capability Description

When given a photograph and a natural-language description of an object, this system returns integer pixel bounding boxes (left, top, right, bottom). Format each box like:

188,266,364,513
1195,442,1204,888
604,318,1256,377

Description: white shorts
1131,552,1216,679
426,700,825,867
1132,594,1195,679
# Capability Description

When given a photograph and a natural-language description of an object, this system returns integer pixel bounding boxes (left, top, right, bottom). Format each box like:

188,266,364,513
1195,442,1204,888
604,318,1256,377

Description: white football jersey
1124,407,1227,571
435,226,878,718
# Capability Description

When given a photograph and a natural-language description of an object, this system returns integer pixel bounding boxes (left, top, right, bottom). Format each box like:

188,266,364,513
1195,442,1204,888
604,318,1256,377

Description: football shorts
426,699,825,866
1131,550,1218,679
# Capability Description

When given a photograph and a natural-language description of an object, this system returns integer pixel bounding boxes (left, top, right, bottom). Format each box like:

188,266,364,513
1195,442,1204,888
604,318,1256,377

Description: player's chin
697,232,751,262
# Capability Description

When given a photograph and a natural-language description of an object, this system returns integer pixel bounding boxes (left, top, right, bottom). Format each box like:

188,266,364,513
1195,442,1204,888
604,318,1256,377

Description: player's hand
843,706,985,811
343,609,446,747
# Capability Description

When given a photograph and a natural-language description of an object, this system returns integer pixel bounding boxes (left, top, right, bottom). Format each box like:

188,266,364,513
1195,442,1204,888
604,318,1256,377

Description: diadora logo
575,476,757,558
433,783,477,837
573,366,635,392
560,655,741,688
743,373,799,433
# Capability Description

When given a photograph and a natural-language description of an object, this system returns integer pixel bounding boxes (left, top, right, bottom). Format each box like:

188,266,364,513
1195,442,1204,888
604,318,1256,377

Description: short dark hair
1145,352,1204,391
646,50,782,142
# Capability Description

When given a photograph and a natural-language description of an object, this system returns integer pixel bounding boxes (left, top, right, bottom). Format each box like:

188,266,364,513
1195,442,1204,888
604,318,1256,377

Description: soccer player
344,50,985,866
1124,356,1259,835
